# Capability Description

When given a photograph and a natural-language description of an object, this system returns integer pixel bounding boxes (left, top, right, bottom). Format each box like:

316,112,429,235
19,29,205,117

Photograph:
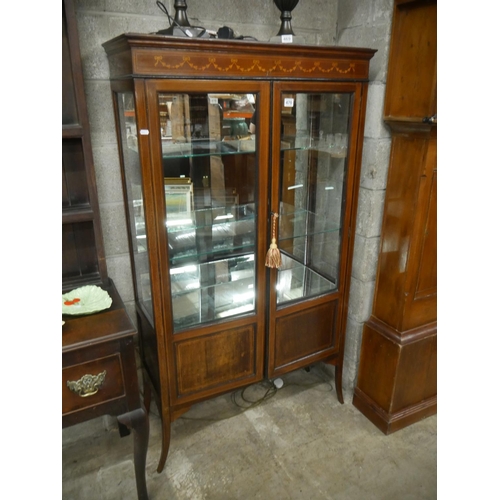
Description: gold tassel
265,213,282,268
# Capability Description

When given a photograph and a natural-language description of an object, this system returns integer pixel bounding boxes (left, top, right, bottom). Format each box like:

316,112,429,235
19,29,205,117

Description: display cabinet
103,34,375,471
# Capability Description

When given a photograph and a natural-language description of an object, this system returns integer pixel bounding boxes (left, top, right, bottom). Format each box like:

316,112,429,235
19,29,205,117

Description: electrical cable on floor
230,381,277,409
179,367,334,422
178,381,277,422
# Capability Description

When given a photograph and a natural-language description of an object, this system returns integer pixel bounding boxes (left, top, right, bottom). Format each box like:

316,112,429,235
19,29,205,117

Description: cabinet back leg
157,418,171,473
335,364,344,404
325,358,344,404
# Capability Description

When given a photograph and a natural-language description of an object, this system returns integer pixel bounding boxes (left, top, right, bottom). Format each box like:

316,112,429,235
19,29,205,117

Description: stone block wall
73,0,393,397
333,0,394,397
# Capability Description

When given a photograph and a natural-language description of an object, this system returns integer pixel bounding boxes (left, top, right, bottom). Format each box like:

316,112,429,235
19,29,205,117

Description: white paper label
209,97,218,105
140,129,149,135
281,34,293,43
284,98,294,108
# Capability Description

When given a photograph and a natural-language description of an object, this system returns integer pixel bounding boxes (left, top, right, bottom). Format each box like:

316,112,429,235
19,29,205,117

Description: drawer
62,354,125,415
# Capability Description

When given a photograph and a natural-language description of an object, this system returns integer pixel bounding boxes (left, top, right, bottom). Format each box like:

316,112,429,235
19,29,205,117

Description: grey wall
332,0,394,396
74,0,393,398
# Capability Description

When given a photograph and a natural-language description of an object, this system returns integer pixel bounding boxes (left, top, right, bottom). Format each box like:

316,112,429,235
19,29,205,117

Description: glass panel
116,92,154,323
159,92,258,332
277,92,352,305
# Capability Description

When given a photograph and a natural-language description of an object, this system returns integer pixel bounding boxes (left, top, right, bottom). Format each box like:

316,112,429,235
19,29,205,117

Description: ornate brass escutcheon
67,371,107,397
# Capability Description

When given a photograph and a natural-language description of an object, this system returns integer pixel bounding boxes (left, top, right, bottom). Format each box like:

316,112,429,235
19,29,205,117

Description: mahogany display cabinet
103,34,375,471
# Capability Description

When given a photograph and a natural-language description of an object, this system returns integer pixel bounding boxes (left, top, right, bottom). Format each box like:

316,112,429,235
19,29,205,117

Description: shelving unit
62,0,107,291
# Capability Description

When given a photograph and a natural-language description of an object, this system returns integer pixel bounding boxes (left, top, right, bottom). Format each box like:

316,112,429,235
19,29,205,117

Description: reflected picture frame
164,177,193,215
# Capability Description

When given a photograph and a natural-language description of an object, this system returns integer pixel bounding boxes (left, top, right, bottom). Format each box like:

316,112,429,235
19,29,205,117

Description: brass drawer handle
67,371,107,397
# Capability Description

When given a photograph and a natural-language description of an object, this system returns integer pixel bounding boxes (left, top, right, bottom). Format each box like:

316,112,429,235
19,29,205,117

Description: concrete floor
62,365,437,500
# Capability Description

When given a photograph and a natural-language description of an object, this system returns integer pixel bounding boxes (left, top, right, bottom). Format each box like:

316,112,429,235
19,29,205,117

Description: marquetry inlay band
149,55,356,76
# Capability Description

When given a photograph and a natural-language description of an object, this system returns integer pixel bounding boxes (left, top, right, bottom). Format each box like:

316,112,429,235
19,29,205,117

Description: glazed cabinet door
145,80,271,404
267,82,364,377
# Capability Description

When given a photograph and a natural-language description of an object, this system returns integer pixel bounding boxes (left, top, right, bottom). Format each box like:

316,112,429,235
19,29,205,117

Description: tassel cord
265,213,282,268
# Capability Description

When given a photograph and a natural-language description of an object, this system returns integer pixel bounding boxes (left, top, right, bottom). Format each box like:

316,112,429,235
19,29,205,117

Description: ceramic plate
62,285,112,316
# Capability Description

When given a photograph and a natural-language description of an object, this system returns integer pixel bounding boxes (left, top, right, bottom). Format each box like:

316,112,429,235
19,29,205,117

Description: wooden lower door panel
173,324,257,398
271,299,338,374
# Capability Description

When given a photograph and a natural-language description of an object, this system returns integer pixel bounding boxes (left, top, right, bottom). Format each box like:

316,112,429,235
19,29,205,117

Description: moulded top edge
102,32,377,60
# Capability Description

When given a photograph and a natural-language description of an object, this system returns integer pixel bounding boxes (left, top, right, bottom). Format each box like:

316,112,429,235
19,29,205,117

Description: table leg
143,378,152,414
118,407,149,500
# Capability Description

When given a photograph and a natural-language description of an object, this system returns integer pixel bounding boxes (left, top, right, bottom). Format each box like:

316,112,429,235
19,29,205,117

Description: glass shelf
276,254,337,305
162,138,256,159
166,204,256,264
279,207,341,242
170,241,255,265
280,135,347,158
166,203,255,233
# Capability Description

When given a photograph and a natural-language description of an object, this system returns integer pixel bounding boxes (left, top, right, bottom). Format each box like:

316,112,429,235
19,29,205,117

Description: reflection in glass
277,92,352,304
159,92,258,332
170,255,255,330
117,92,154,322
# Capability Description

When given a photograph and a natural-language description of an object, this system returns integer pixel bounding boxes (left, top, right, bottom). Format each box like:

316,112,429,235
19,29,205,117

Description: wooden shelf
62,124,84,138
62,207,94,224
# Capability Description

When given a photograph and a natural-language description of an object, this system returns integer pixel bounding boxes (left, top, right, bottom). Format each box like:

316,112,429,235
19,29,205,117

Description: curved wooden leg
141,375,171,473
156,416,171,473
118,407,150,500
325,358,345,405
143,377,152,414
335,364,344,405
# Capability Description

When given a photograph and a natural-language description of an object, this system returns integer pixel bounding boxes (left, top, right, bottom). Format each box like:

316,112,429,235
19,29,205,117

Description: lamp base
157,26,210,38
